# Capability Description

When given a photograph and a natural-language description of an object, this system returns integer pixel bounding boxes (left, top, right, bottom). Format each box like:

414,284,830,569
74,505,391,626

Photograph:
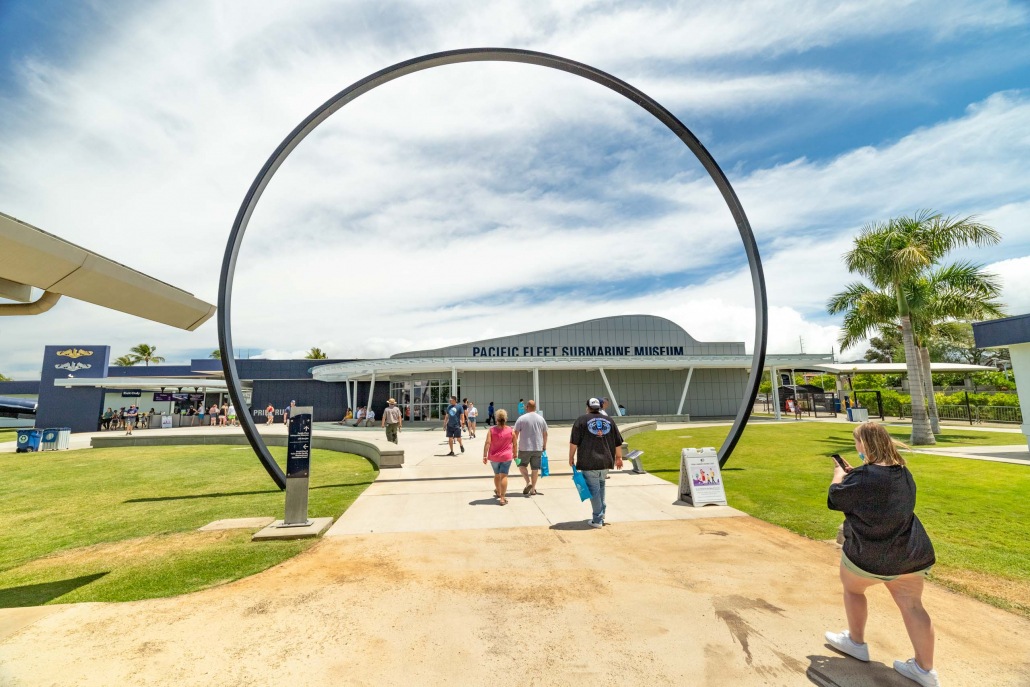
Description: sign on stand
679,447,728,507
281,405,313,527
160,415,173,429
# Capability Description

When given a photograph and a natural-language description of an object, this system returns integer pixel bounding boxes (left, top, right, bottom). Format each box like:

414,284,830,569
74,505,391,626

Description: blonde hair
853,421,907,466
495,409,508,425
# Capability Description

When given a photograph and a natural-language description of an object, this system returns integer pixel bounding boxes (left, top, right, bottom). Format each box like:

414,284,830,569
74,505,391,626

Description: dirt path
2,517,1027,686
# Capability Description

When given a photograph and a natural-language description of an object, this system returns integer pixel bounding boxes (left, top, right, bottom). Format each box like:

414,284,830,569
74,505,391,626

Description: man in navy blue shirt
443,396,466,456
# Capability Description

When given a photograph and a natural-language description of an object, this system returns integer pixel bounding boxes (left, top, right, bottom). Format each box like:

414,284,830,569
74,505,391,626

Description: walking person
382,398,402,443
569,398,623,528
482,409,516,505
824,421,939,687
283,400,295,426
209,404,219,427
227,403,237,427
513,399,547,497
466,400,478,438
443,396,466,456
486,401,496,426
517,398,525,417
102,407,114,430
124,405,139,436
598,398,610,416
220,402,228,427
265,403,274,425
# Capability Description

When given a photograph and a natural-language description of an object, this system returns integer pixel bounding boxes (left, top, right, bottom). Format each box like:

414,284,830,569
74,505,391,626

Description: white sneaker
894,658,940,686
589,521,603,529
824,630,869,661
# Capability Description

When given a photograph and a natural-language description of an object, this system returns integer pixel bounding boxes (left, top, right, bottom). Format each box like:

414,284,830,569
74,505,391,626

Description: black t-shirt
570,412,624,471
828,464,936,576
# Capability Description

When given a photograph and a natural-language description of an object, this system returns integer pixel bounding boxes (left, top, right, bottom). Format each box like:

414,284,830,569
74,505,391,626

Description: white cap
587,397,601,409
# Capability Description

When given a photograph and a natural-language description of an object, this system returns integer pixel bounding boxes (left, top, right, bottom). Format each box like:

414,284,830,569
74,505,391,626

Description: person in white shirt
513,400,548,496
353,406,366,426
364,408,375,427
466,401,478,438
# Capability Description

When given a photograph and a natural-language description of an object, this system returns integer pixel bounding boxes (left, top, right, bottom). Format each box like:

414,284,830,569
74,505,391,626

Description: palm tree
0,372,11,381
830,264,1004,434
210,349,222,359
304,347,328,360
832,211,1001,445
129,343,165,367
113,355,138,367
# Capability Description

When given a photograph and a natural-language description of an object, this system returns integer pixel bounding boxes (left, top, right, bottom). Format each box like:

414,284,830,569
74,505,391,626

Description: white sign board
160,415,173,429
679,447,727,507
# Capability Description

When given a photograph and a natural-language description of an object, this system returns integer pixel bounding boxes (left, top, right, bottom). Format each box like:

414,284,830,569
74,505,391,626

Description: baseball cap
587,397,601,409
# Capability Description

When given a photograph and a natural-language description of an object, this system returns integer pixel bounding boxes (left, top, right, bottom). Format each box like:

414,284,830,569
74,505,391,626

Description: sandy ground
2,516,1028,687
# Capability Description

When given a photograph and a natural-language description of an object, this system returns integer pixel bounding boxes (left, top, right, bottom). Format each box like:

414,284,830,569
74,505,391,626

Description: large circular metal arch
219,48,768,489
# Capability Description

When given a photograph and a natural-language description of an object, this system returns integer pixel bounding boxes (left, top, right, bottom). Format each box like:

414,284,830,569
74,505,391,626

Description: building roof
0,211,215,331
972,313,1030,348
803,362,995,375
311,353,836,382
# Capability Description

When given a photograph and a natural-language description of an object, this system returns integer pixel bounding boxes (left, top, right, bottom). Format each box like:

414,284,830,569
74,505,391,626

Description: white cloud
1,1,1030,379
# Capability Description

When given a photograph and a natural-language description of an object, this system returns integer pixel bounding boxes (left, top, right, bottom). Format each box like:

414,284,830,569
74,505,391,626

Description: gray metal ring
218,48,768,489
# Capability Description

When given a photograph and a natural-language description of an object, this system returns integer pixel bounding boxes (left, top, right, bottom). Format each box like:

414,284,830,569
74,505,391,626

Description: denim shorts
489,460,512,475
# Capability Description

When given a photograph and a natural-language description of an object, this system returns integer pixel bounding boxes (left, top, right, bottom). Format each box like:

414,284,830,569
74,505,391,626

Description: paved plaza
1,422,1028,685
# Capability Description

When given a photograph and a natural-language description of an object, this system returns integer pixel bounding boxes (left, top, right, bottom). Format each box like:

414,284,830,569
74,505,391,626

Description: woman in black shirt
824,422,939,687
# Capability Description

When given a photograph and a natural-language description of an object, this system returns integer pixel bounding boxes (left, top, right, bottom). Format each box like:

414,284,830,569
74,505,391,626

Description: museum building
0,316,837,431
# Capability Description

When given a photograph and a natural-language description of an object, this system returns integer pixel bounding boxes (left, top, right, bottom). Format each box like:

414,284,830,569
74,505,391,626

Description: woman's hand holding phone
831,453,852,472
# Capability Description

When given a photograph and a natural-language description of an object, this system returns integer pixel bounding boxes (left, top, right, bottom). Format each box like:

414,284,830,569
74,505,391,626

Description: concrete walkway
325,425,742,536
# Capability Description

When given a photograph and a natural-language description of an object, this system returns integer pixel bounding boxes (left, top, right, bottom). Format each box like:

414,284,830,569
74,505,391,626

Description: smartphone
830,453,849,470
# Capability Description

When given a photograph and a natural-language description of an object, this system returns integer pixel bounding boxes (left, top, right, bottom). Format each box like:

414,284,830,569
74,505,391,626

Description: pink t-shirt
487,425,514,462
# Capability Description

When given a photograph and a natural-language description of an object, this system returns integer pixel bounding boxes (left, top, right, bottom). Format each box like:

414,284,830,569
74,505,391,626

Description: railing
900,404,1023,424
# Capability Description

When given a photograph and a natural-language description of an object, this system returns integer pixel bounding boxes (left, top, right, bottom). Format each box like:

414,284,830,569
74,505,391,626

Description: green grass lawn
0,445,376,606
631,422,1030,618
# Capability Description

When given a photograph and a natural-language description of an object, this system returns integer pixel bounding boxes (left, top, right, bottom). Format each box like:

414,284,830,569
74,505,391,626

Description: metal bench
624,448,646,474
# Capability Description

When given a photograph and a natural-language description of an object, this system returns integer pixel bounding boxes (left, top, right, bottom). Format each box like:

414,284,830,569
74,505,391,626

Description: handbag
571,466,592,502
540,450,550,477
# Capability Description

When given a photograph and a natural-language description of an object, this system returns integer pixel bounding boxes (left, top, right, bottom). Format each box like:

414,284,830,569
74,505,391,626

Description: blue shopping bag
571,466,591,502
540,450,550,477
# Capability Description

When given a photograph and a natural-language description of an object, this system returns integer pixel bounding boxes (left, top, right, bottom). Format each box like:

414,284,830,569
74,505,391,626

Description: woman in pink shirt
482,409,517,505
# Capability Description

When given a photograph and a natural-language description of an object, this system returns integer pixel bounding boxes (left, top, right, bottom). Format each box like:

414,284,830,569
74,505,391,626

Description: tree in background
113,355,138,367
210,349,222,359
864,327,903,363
128,344,165,367
304,347,328,360
829,211,1001,445
0,372,11,381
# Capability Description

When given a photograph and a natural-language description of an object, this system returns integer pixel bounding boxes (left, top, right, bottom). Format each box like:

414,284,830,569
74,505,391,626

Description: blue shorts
489,460,512,475
446,426,462,438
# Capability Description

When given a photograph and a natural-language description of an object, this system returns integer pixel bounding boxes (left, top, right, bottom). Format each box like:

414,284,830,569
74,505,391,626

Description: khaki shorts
841,551,932,582
516,450,542,470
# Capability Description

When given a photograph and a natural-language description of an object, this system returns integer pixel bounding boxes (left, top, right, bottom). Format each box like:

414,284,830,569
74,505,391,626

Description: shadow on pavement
806,653,911,686
549,521,596,531
0,572,108,608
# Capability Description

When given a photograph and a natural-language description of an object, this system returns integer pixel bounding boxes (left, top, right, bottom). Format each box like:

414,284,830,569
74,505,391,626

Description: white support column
1009,342,1030,450
367,372,376,417
677,367,695,415
771,367,782,420
351,380,357,412
344,378,351,414
598,368,619,416
533,368,540,413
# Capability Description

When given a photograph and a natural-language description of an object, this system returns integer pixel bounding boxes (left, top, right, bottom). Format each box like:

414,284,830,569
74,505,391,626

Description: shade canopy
0,211,215,330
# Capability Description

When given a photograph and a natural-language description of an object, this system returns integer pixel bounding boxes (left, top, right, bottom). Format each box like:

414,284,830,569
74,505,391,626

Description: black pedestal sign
282,405,313,526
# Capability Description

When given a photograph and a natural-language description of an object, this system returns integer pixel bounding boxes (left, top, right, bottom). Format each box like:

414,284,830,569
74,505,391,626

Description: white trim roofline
311,353,837,382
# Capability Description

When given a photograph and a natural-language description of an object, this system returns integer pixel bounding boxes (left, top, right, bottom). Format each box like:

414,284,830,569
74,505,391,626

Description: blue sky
1,1,1030,377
